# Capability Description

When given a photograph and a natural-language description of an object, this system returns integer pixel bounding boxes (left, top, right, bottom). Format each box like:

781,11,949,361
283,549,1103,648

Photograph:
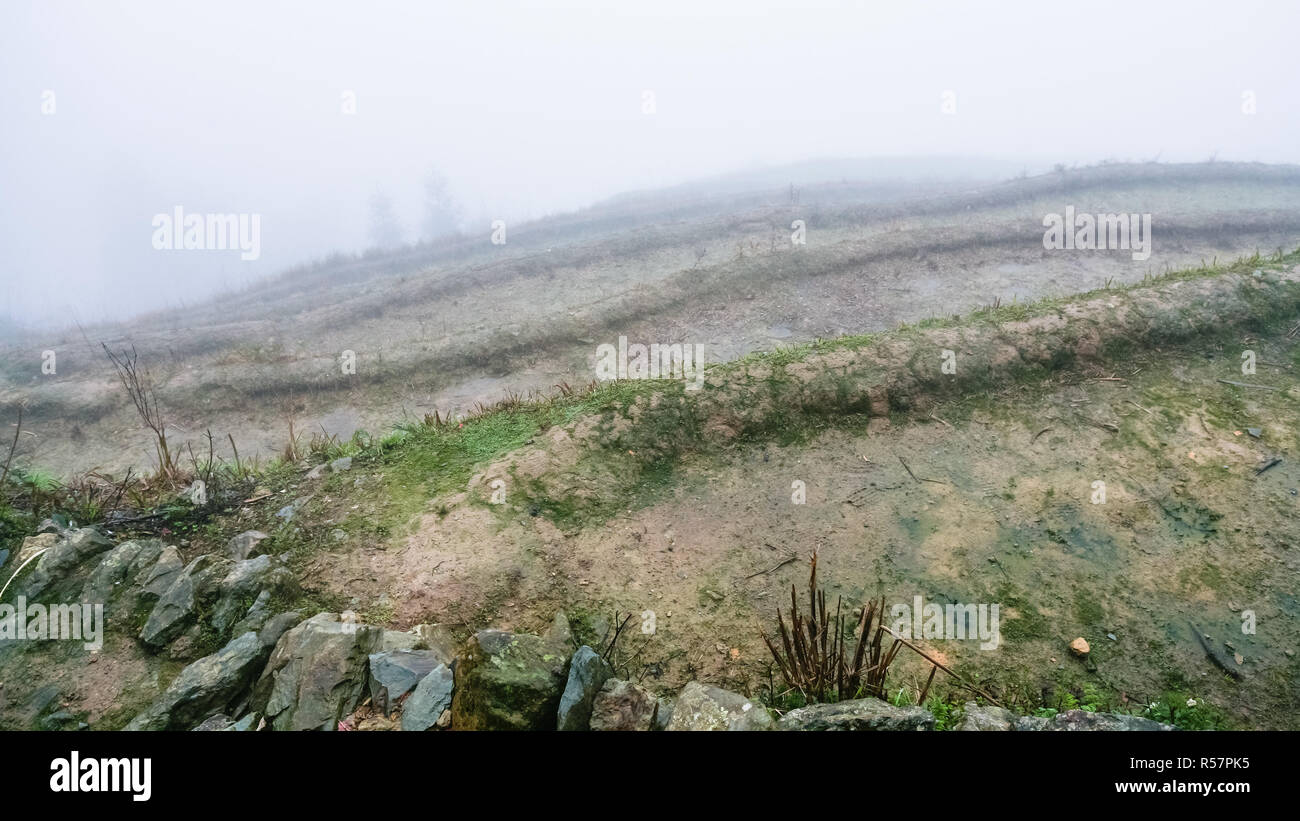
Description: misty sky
2,0,1297,326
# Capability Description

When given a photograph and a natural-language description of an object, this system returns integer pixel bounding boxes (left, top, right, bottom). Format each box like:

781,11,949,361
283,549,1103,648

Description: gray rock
1014,715,1051,731
544,611,573,650
139,555,231,648
1042,710,1175,731
250,612,382,731
667,682,774,731
369,649,444,715
412,623,460,659
80,539,163,616
220,554,295,599
256,611,303,649
36,518,71,537
400,664,454,731
380,629,422,652
451,628,571,730
19,684,63,728
653,697,674,731
329,457,352,472
138,546,185,603
192,714,235,731
166,624,206,661
127,632,268,730
778,697,932,731
557,645,613,730
230,713,258,731
0,549,9,569
225,530,269,561
958,701,1016,731
228,590,273,636
39,711,87,731
209,555,296,635
590,678,657,731
18,527,113,598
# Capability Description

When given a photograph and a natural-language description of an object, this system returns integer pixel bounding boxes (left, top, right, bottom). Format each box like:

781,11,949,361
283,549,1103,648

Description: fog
1,0,1297,326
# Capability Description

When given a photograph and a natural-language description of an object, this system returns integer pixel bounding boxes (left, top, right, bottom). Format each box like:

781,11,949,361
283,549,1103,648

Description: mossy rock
450,629,571,730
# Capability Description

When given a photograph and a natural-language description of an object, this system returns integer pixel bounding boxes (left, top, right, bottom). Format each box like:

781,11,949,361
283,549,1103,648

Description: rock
137,546,184,603
250,612,382,731
1014,715,1051,731
19,684,63,729
556,645,612,730
957,702,1016,731
193,714,235,731
1043,710,1174,731
39,711,87,731
220,554,294,599
256,611,302,649
653,697,674,731
400,664,454,731
209,555,296,635
667,681,774,731
1069,637,1091,657
380,629,422,652
167,624,206,661
412,623,460,659
778,697,932,731
368,649,444,715
17,532,59,564
329,457,352,472
80,539,163,617
230,713,258,731
589,679,657,731
451,629,570,730
225,531,269,561
544,611,573,650
18,528,113,599
0,548,8,569
306,463,328,480
139,555,231,648
36,517,71,537
229,590,273,636
127,632,269,731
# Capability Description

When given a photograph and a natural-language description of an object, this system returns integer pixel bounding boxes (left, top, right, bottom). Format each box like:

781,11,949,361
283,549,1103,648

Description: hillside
1,243,1297,730
4,161,1300,480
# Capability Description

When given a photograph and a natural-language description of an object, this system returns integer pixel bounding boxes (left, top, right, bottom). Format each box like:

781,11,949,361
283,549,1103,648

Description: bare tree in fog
368,192,405,249
422,168,462,241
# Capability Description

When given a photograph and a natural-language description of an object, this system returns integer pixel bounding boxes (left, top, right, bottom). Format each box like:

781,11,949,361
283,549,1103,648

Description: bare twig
1,405,23,489
1217,379,1279,391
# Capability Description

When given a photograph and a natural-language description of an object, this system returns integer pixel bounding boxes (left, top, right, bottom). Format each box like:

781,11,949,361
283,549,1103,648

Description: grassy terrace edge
370,246,1300,525
3,246,1299,549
